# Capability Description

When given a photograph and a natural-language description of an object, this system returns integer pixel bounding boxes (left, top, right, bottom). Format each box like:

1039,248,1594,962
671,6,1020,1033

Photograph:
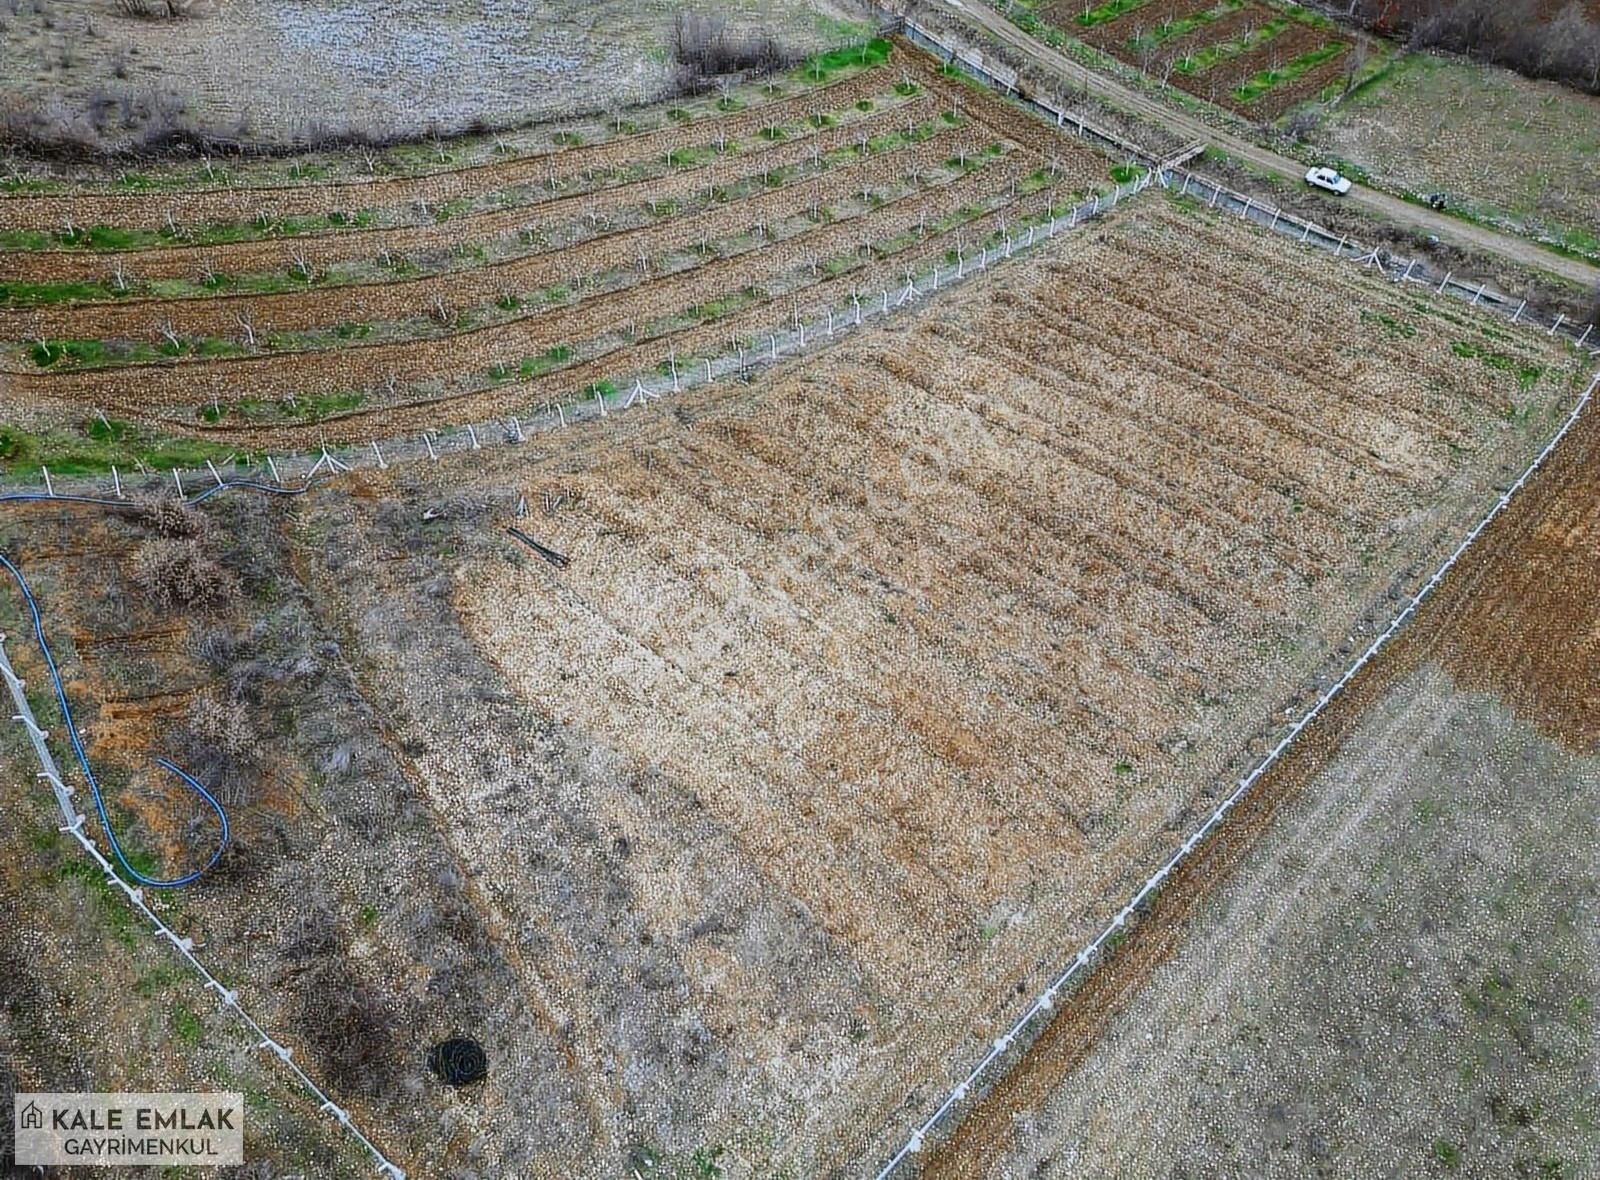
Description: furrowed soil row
811,347,1259,633
1035,0,1347,115
1245,53,1351,118
887,332,1333,585
1146,8,1262,65
1206,23,1330,91
0,79,949,287
5,119,993,343
1065,0,1214,51
660,369,1226,782
1090,273,1500,471
0,68,904,233
1026,209,1571,507
13,153,1044,420
1120,206,1560,417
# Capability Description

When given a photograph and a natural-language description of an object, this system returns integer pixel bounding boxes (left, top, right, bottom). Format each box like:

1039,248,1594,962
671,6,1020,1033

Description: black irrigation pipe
506,526,571,569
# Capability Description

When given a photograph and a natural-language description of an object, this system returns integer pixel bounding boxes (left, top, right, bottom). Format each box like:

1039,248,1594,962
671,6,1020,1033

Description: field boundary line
0,629,406,1179
866,365,1600,1177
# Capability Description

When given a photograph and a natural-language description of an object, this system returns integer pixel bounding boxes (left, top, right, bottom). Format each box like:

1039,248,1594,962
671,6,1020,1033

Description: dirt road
923,0,1600,290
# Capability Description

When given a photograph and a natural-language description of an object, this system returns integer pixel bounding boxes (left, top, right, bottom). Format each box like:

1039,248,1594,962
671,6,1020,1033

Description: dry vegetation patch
0,0,873,153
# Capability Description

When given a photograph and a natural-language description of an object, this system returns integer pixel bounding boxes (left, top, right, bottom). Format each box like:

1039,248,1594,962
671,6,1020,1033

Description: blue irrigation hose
0,474,318,886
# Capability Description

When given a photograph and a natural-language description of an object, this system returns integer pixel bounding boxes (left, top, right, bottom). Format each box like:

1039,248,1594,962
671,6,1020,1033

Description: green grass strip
1074,0,1152,28
0,418,239,478
1176,17,1291,75
803,37,892,80
1233,41,1347,102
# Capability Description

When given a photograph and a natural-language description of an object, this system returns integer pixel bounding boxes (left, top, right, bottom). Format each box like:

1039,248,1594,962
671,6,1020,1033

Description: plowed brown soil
433,194,1583,1175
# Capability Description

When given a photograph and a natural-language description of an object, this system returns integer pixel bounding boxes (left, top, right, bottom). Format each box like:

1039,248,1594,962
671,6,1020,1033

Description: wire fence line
900,16,1167,166
12,163,1163,502
867,360,1600,1178
1162,167,1600,353
0,635,407,1180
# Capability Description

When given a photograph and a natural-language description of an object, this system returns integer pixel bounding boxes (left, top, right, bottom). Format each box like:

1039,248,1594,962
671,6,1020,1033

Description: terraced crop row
1,79,967,289
1038,0,1349,116
0,37,1115,464
3,116,983,342
11,147,1051,417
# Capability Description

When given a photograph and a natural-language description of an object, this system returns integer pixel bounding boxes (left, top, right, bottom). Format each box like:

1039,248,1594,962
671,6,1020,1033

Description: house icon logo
19,1100,43,1130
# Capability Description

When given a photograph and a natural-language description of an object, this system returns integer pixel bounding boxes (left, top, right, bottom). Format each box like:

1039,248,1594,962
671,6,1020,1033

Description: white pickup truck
1305,166,1353,196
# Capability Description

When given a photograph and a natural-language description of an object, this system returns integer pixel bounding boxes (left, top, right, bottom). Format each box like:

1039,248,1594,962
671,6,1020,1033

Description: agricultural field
1312,52,1600,265
943,379,1600,1180
4,182,1582,1176
1038,0,1357,117
0,38,1115,471
0,0,874,151
3,19,1599,1178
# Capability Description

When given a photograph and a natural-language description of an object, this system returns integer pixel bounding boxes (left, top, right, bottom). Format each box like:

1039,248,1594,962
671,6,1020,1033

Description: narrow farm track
0,67,903,233
4,147,1046,413
4,117,984,342
917,2,1600,287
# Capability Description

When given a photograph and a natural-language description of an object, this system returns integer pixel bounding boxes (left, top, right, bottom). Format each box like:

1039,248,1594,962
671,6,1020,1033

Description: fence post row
866,360,1598,1179
0,637,406,1179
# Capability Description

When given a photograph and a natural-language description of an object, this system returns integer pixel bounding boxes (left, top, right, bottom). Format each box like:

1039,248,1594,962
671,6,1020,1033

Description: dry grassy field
1314,52,1600,265
950,378,1600,1180
0,0,872,151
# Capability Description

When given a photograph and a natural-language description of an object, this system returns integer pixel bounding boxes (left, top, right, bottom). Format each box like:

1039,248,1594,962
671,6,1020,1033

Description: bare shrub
670,11,800,88
131,537,239,609
176,692,260,804
186,694,256,759
1284,107,1323,142
296,961,399,1097
1350,0,1600,93
133,491,208,538
279,899,341,962
116,0,197,19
